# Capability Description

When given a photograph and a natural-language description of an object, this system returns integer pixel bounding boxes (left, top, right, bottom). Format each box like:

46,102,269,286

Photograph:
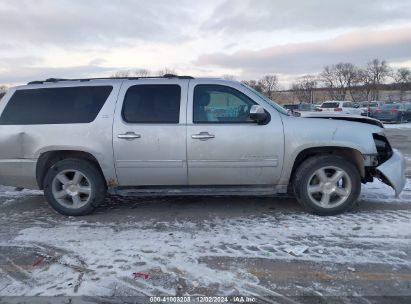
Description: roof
27,74,194,85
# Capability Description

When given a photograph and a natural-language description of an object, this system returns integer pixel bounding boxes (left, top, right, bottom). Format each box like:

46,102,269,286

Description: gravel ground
0,125,410,303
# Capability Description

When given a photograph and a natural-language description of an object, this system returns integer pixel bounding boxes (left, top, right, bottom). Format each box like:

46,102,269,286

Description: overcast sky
1,0,411,87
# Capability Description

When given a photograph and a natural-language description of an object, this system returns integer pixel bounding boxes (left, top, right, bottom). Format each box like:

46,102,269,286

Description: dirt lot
0,125,410,303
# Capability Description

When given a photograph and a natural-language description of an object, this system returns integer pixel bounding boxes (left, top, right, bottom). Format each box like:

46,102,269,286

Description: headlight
373,133,393,164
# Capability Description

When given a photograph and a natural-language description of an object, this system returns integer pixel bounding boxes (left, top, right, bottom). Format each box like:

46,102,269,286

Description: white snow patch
3,203,411,296
0,185,43,198
361,178,411,204
1,178,410,296
384,122,411,129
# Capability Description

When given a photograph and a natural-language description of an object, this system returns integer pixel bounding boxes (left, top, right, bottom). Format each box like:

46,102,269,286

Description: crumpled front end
376,149,407,197
369,133,406,197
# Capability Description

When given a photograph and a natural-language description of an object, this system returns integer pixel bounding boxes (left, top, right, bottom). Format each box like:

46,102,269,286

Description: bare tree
158,68,177,76
320,63,358,101
222,74,236,81
258,75,278,97
291,75,318,103
393,68,411,101
366,58,391,100
112,70,132,77
241,80,264,93
0,85,7,100
355,68,374,101
134,69,151,77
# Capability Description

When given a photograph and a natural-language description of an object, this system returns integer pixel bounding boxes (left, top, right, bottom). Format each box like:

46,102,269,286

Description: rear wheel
293,155,361,215
44,159,106,216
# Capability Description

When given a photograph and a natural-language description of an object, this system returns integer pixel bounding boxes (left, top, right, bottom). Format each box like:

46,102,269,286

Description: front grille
373,133,393,165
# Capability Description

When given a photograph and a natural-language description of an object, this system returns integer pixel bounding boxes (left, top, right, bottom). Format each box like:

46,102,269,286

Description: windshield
241,84,289,115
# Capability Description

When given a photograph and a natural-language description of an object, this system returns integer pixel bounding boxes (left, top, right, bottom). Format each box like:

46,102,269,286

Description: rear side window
122,85,181,123
0,86,112,125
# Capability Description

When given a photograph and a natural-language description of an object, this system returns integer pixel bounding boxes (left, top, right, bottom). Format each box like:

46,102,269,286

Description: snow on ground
0,186,42,206
384,122,411,129
361,178,411,203
0,178,410,296
0,185,42,198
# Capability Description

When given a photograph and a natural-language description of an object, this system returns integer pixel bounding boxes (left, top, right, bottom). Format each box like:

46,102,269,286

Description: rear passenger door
113,80,188,186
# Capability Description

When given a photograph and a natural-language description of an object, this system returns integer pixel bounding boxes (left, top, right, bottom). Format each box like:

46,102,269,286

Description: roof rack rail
27,75,194,85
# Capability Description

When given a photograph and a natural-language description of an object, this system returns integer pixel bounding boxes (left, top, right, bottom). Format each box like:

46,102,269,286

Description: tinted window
0,86,112,125
283,104,299,110
299,103,313,111
321,102,340,108
193,85,256,123
382,104,402,110
122,85,181,123
342,102,353,108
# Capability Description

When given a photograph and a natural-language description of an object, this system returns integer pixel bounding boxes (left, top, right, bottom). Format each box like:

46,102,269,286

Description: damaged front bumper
376,149,407,197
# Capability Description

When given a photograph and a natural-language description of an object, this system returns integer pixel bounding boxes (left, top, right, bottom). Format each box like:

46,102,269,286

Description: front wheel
44,159,106,216
293,155,361,215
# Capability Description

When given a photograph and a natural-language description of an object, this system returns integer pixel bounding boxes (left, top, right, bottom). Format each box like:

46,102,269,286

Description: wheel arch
36,150,107,190
288,146,365,187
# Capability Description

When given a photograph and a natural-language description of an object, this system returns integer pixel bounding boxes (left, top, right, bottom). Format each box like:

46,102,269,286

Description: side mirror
249,105,268,124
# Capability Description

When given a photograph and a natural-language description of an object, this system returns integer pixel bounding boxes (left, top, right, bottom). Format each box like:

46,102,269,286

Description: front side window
122,85,181,123
193,85,256,123
0,86,113,125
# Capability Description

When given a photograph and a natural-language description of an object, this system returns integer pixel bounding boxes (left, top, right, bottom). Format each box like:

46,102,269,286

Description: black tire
293,155,361,216
44,159,106,216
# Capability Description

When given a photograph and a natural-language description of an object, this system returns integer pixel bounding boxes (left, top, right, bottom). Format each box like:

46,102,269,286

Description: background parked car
359,101,385,117
374,103,407,123
318,101,363,115
404,103,411,121
283,102,317,112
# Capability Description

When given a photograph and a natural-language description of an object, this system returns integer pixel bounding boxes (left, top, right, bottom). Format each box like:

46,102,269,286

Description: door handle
118,132,141,140
191,132,215,141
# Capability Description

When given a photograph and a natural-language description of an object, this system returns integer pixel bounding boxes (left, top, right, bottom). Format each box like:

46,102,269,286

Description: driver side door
186,80,284,185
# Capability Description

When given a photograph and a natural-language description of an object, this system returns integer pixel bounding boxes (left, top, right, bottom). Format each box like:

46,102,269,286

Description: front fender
280,117,381,185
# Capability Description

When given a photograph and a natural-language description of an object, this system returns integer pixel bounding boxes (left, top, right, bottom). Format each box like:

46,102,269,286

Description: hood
300,113,384,128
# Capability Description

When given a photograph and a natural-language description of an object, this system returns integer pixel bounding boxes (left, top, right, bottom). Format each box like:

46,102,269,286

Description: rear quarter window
0,86,113,125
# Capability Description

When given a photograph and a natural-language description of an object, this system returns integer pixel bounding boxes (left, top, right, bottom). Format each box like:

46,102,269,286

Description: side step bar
109,185,289,197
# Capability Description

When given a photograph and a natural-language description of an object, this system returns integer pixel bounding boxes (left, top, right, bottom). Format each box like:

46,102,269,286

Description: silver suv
0,76,406,216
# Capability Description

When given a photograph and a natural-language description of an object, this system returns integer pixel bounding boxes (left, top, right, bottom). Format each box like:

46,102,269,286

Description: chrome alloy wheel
307,166,352,208
51,169,92,209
